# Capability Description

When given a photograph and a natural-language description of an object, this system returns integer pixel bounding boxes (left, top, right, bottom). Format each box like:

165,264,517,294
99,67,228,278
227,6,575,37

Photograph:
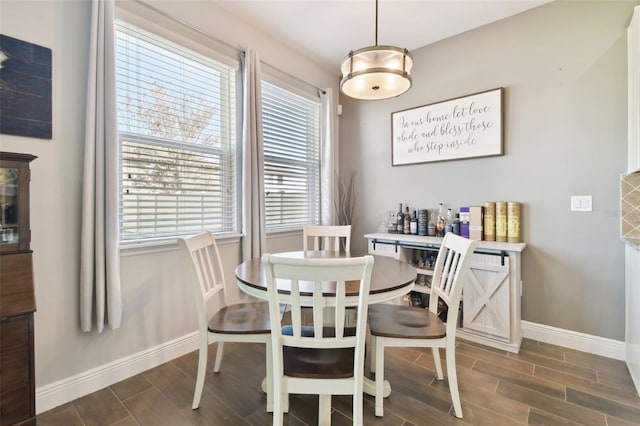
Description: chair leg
192,336,208,409
272,386,283,426
432,347,444,380
265,340,273,412
370,335,377,373
213,341,224,373
318,394,331,426
353,388,363,425
446,343,463,418
374,338,385,417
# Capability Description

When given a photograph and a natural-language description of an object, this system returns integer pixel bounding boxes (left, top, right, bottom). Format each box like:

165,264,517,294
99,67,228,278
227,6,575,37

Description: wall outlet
571,195,592,212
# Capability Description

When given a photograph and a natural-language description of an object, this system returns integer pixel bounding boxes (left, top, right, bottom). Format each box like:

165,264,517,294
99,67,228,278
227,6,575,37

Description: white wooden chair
262,253,374,425
178,232,275,411
368,233,478,418
302,224,351,252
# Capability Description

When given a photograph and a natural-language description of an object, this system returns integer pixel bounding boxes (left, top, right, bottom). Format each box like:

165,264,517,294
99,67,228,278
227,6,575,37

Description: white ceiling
212,0,552,71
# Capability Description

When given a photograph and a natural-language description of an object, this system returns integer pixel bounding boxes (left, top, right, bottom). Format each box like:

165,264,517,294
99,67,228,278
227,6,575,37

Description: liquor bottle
396,203,404,234
436,203,446,237
403,206,411,234
410,210,418,235
445,208,453,234
427,209,436,236
453,212,460,235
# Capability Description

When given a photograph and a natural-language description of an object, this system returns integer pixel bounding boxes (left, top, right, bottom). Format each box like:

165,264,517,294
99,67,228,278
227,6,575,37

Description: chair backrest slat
178,232,228,333
263,254,374,352
429,234,478,333
302,225,352,252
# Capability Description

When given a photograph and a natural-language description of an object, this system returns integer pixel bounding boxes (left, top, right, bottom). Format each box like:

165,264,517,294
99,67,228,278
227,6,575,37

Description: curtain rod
132,0,326,95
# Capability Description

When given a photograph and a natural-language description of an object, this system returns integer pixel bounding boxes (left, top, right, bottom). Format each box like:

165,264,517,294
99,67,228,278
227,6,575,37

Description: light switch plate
571,195,592,212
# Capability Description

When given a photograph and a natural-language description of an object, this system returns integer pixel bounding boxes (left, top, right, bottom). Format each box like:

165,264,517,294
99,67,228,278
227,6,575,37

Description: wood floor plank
143,362,198,410
520,339,565,361
496,380,607,426
534,364,640,407
109,416,140,426
72,387,130,426
460,400,527,425
179,390,249,425
111,373,153,402
565,387,640,423
35,402,85,426
123,387,192,426
528,407,584,425
474,359,566,399
445,370,529,424
458,342,534,376
507,349,598,381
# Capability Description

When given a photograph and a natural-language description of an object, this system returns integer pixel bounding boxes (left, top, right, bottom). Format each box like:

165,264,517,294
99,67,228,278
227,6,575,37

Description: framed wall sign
391,88,503,166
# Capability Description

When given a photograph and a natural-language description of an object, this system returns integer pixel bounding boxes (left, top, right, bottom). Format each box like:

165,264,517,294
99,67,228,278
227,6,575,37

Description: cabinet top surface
364,232,527,253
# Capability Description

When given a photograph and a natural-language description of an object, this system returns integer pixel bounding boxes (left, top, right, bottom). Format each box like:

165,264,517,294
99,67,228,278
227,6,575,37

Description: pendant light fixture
340,0,413,100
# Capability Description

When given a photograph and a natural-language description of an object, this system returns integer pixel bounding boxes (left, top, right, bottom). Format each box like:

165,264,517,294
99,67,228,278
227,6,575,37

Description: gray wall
340,0,637,341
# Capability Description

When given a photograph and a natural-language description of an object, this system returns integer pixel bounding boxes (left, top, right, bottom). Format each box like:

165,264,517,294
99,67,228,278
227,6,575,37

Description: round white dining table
235,250,417,398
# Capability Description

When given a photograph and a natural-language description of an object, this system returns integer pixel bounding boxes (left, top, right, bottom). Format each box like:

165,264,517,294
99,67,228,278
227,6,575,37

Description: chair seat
368,304,446,339
208,301,271,334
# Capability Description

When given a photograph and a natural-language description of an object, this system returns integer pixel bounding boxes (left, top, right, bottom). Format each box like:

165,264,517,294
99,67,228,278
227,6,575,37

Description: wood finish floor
36,338,640,425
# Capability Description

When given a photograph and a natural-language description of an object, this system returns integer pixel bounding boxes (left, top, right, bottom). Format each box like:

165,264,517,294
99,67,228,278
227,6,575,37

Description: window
261,81,320,229
115,21,238,241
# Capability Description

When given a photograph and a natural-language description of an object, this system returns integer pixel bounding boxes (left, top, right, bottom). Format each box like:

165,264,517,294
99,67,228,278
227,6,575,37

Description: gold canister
507,202,521,243
483,202,496,241
495,202,507,242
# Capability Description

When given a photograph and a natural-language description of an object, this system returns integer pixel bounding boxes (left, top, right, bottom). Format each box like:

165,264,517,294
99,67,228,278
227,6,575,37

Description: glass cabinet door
0,167,20,245
0,152,36,253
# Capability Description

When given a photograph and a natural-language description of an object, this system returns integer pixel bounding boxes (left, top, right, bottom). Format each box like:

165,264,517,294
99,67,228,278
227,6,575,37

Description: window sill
120,233,242,257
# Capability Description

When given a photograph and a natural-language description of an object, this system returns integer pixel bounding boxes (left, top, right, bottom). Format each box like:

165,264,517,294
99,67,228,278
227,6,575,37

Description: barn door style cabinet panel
0,152,37,426
365,233,526,353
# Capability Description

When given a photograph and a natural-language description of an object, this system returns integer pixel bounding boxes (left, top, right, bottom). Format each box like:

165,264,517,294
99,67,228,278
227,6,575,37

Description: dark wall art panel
0,34,52,139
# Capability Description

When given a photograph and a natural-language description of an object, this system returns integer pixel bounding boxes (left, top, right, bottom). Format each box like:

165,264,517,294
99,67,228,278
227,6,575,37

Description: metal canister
507,202,521,243
495,202,507,242
483,202,496,241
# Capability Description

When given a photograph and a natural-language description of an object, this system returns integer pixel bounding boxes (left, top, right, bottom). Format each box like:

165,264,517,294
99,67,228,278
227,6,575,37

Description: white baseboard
35,331,199,414
522,321,626,361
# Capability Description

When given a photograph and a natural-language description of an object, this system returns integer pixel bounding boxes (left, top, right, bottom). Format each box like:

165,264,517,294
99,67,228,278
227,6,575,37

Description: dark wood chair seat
368,304,445,339
208,301,271,334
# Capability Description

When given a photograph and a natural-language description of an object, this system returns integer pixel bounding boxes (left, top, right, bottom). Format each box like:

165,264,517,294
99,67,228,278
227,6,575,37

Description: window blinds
115,20,238,241
262,81,320,229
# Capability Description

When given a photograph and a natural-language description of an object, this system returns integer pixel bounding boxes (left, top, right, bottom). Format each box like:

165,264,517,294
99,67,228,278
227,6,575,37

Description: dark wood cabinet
0,152,36,426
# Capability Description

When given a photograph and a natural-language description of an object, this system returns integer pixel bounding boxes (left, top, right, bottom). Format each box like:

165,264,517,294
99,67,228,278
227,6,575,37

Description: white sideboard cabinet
364,233,527,353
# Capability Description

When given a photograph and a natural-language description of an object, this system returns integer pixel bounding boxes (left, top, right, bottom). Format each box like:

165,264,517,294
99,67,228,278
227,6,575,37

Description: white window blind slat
115,20,237,241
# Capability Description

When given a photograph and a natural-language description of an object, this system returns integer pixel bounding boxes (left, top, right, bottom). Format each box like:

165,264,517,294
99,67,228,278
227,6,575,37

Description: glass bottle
387,210,397,233
436,203,446,237
453,212,461,235
410,210,418,235
445,208,453,234
396,203,404,234
403,206,411,234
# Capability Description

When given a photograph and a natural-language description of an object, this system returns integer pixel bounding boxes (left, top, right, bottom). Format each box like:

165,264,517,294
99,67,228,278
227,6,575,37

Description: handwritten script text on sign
392,89,502,165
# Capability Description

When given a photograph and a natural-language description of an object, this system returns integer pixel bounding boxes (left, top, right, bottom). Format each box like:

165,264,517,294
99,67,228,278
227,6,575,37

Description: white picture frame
391,88,503,166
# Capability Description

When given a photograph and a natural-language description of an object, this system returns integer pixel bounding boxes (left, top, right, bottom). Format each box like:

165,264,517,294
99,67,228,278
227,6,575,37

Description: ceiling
212,0,552,71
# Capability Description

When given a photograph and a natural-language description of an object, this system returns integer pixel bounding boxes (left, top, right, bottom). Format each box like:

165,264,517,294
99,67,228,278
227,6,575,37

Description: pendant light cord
375,0,379,46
